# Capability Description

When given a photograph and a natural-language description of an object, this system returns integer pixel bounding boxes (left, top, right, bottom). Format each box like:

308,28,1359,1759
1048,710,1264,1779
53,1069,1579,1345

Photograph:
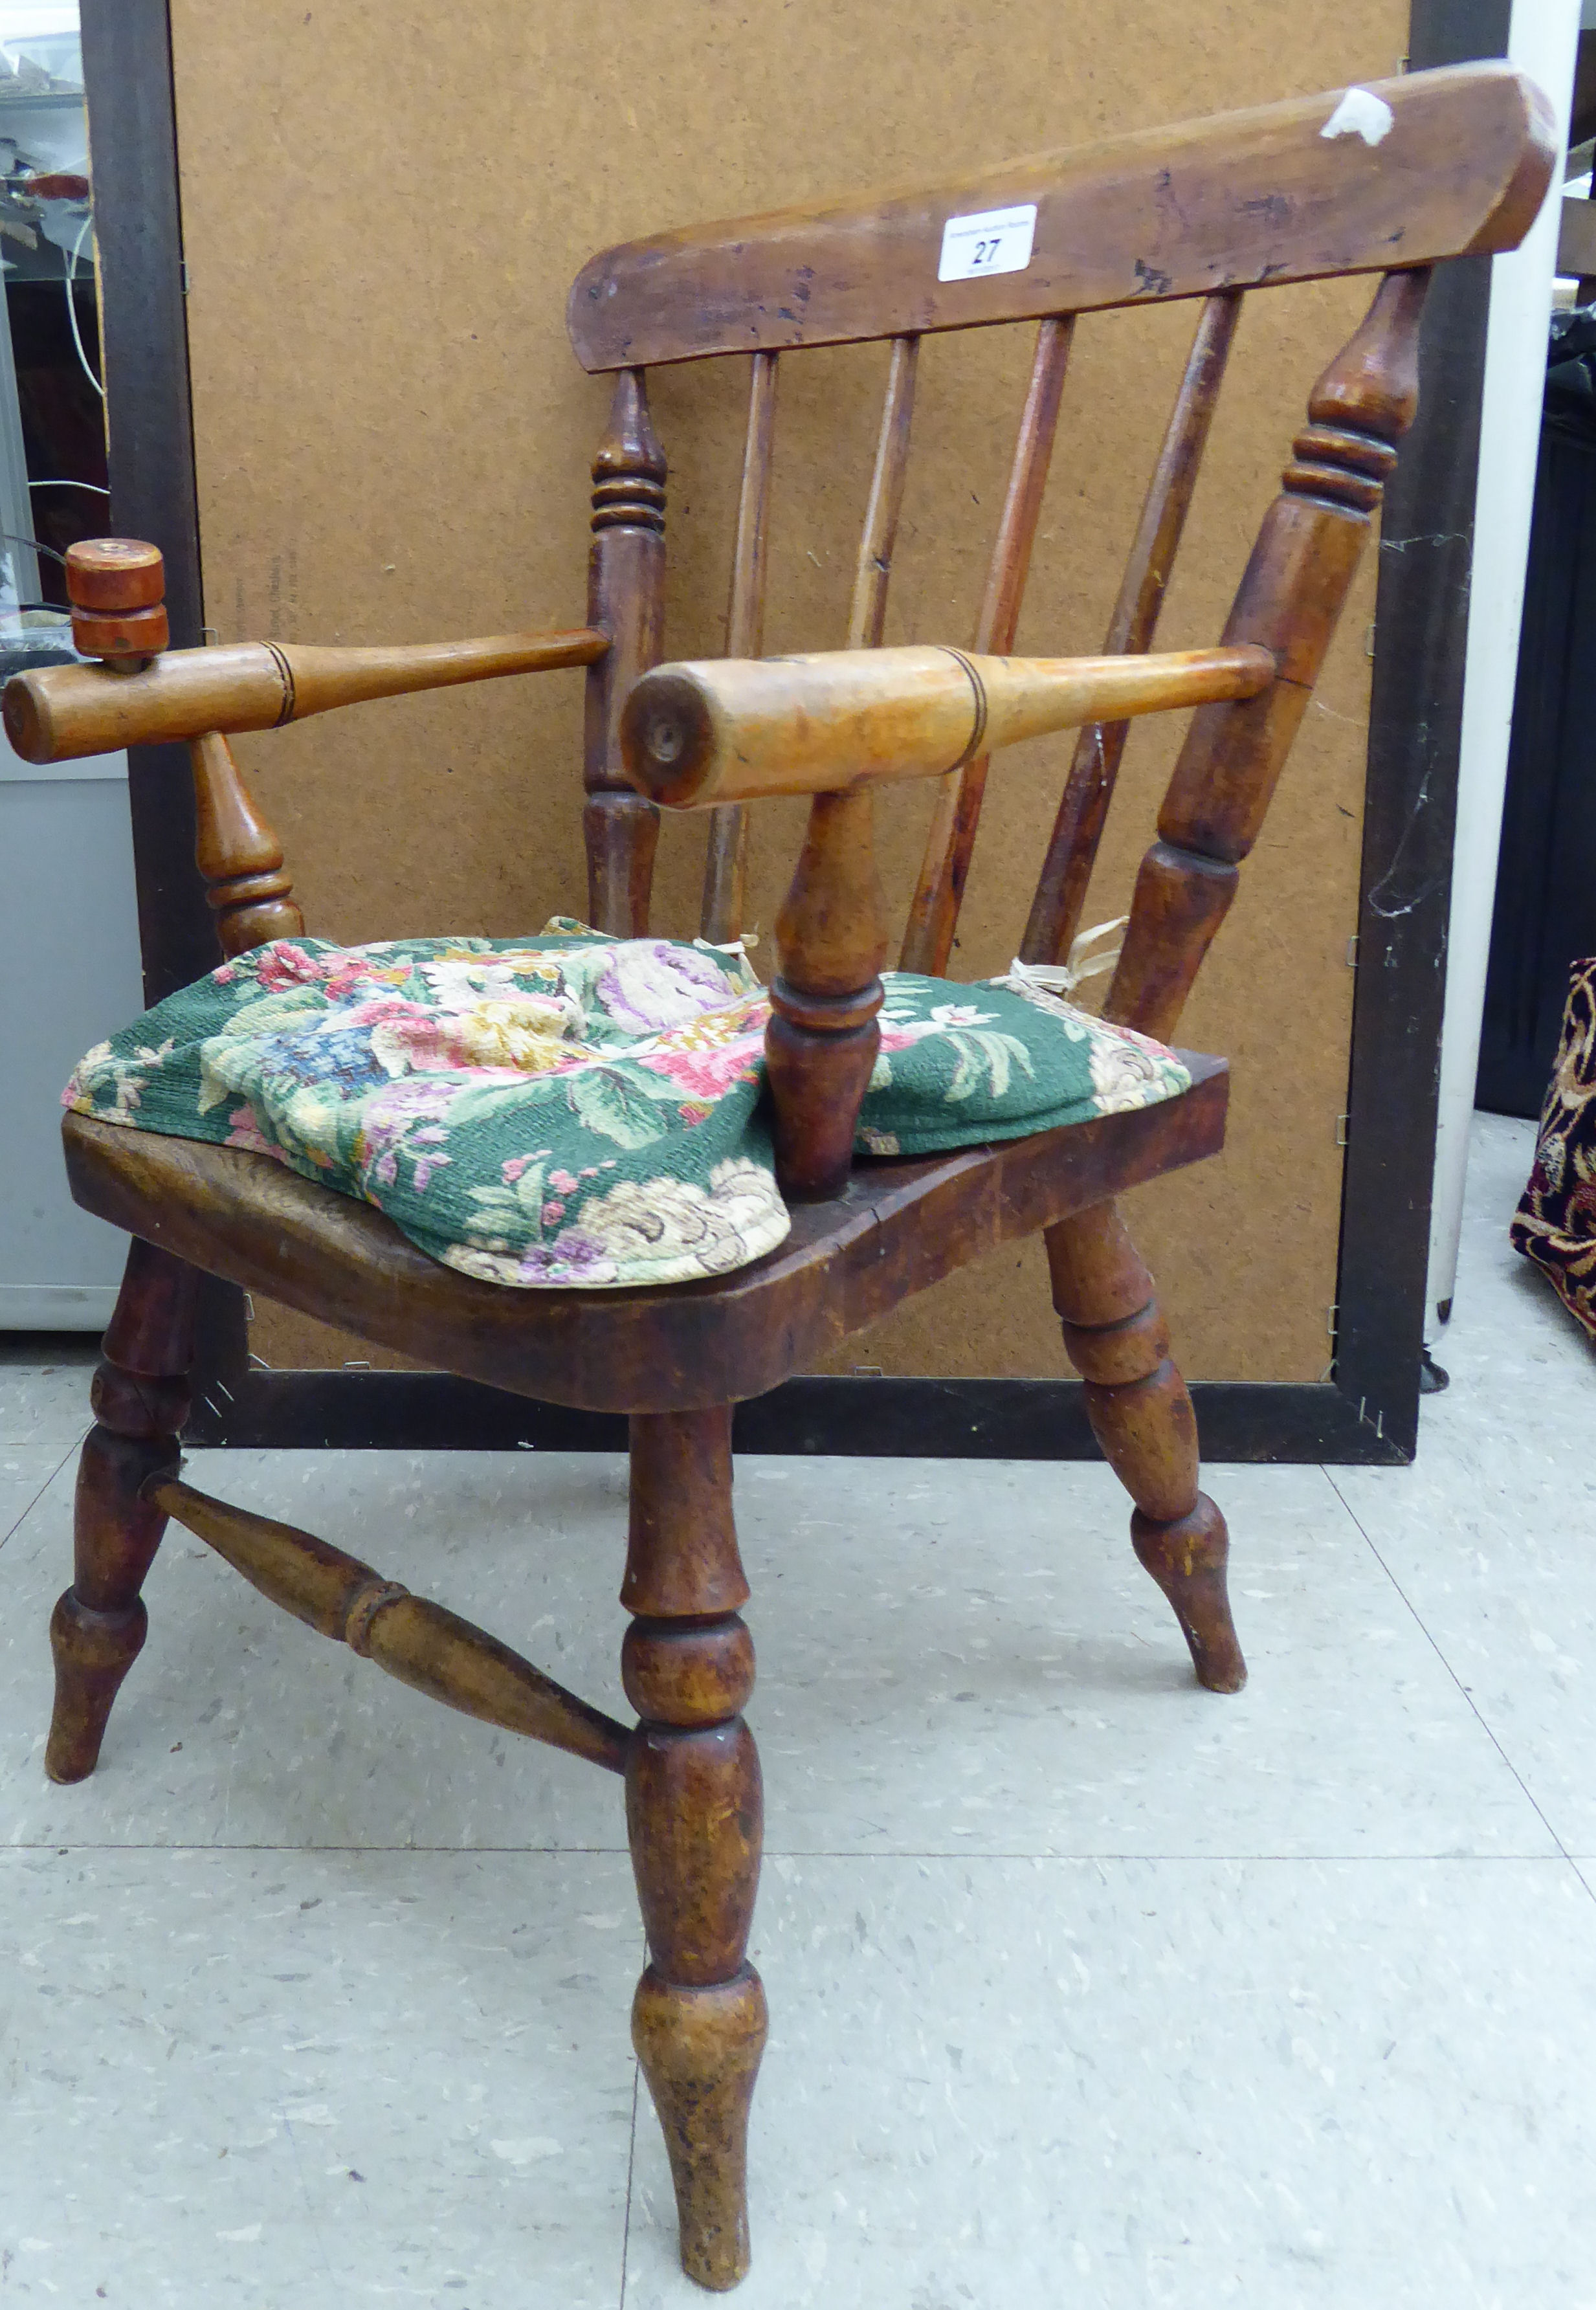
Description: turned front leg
47,1238,198,1782
623,1407,766,2291
1048,1201,1245,1694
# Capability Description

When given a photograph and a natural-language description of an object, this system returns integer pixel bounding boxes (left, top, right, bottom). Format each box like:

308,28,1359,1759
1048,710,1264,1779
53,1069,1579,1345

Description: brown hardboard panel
168,0,1404,1385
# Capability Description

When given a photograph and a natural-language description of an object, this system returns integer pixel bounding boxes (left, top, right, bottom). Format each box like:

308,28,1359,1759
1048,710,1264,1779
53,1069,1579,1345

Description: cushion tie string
694,933,760,961
992,915,1129,999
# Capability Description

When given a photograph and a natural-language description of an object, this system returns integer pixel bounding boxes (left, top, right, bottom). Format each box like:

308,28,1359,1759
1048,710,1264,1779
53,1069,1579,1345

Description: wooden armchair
5,63,1551,2292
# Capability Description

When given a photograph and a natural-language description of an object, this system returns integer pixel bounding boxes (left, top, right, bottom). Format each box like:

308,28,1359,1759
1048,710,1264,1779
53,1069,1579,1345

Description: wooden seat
5,60,1553,2294
63,1054,1228,1412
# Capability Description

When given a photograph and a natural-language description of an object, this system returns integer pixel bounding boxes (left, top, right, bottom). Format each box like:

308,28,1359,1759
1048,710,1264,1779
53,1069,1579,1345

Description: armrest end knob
621,670,716,806
65,538,168,666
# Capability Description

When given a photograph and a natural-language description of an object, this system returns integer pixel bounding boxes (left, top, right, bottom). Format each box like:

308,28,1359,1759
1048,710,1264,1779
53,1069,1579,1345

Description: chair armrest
3,623,609,766
627,640,1271,1206
620,642,1273,807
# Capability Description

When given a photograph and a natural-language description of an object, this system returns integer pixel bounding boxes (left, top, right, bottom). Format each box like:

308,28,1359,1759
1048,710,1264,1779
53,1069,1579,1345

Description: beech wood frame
82,0,1498,1468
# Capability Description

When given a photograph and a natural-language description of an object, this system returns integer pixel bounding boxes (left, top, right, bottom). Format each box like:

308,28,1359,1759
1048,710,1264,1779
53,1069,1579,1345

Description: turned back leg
1048,1201,1246,1693
46,1238,197,1782
623,1405,767,2291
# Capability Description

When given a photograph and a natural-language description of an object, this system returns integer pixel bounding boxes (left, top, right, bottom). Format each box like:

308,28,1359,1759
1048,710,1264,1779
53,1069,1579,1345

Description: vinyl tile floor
1,1111,1592,2309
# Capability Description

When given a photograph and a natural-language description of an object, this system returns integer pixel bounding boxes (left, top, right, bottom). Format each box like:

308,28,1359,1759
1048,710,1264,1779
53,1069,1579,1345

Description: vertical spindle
702,350,779,944
900,313,1074,973
1021,290,1241,966
762,335,919,1198
584,369,667,935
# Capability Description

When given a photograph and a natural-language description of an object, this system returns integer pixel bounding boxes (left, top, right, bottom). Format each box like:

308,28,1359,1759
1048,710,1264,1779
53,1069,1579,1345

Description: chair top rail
568,62,1554,372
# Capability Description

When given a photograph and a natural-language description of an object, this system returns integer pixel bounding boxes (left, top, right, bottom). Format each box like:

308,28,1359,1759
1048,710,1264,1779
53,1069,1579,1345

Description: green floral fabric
64,920,1191,1291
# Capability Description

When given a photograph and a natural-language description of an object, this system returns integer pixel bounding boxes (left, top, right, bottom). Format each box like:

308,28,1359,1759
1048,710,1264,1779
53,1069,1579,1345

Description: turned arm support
15,538,606,962
621,639,1272,1203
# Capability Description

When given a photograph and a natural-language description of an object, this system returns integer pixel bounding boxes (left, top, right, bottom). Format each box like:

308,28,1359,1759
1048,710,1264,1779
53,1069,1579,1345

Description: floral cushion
63,920,1192,1291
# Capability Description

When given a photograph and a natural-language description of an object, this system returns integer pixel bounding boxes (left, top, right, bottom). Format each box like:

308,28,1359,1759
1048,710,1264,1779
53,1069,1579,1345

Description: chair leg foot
1049,1201,1247,1694
45,1590,150,1782
633,1964,768,2291
45,1239,197,1782
1131,1495,1247,1693
623,1408,765,2291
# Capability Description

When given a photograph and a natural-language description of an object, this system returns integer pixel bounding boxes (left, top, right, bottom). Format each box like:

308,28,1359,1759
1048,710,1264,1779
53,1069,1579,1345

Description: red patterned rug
1511,957,1596,1341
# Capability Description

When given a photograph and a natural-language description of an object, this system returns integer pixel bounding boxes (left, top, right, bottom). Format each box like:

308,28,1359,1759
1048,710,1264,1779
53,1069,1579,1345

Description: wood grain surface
5,624,608,762
63,1053,1227,1413
568,63,1551,368
623,641,1272,805
147,1472,631,1771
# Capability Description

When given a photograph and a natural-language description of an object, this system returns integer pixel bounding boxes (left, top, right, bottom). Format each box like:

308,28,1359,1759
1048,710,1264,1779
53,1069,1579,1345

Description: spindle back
570,61,1553,1030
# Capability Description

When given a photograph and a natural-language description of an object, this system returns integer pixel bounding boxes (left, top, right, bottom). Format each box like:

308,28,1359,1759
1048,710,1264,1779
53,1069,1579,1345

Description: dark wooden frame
83,0,1500,1467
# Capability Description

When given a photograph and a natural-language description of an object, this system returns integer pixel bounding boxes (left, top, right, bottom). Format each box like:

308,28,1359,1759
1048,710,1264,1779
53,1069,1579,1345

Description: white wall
1426,0,1580,1321
0,735,142,1328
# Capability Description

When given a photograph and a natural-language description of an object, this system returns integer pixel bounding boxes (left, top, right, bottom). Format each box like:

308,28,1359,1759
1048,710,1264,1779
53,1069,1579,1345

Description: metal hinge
1335,1114,1349,1147
1346,935,1358,968
180,260,191,295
